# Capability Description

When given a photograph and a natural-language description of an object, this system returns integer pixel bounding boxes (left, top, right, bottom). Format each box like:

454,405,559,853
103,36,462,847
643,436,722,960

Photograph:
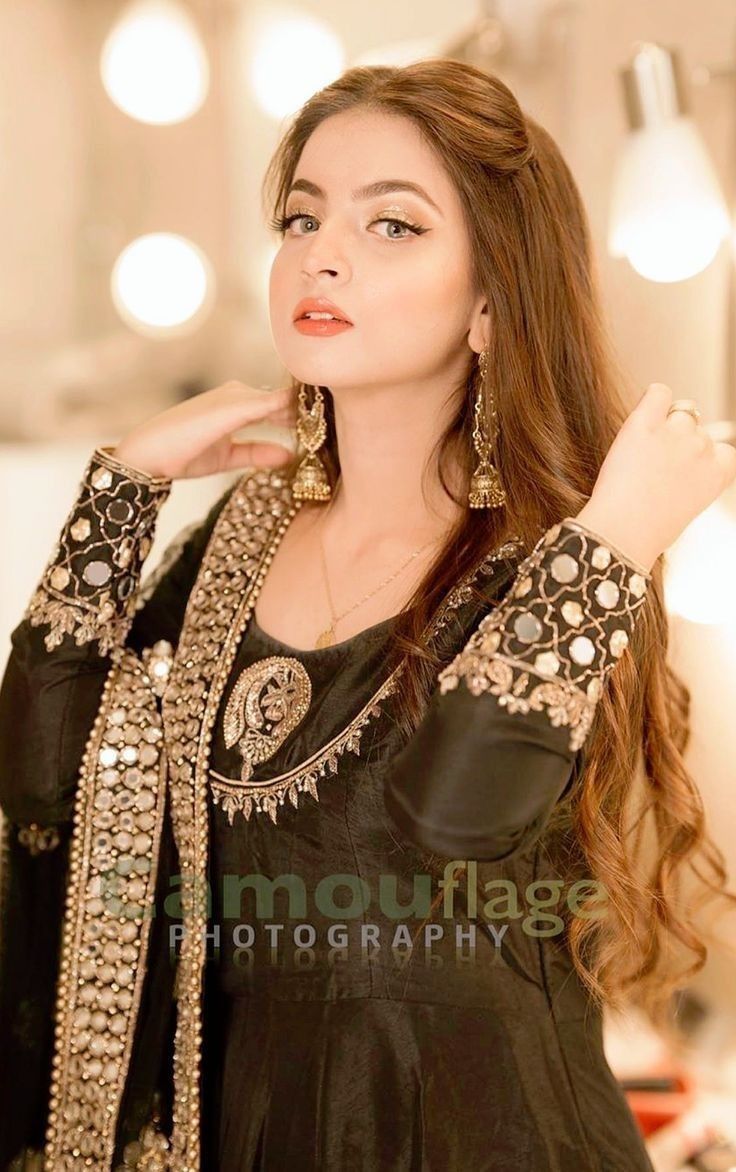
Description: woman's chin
284,365,338,389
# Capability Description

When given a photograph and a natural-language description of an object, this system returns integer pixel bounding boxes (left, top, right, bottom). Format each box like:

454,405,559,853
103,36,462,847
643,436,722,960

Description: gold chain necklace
314,491,442,649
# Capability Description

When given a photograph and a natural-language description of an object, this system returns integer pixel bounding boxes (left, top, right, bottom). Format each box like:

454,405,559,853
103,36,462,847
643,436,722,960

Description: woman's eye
271,212,425,239
269,213,318,234
287,213,318,233
372,218,417,239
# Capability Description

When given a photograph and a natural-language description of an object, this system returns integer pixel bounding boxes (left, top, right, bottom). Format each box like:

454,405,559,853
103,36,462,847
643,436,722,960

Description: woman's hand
112,381,297,480
574,382,736,572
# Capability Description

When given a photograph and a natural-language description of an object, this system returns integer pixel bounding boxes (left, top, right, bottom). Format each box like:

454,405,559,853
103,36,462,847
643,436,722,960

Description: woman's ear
467,299,490,356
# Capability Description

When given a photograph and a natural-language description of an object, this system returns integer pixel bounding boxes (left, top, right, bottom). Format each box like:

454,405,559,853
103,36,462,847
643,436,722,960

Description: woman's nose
299,225,349,279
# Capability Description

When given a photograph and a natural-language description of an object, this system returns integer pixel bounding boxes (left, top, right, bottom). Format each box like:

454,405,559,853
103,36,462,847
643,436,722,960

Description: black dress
0,446,656,1171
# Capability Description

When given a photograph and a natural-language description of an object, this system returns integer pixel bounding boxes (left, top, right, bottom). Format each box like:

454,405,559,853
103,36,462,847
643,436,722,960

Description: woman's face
268,108,485,394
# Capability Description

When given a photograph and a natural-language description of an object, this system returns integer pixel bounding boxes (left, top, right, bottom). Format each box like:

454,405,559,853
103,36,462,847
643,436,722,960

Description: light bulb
111,232,214,336
608,116,729,282
101,0,209,125
247,9,345,121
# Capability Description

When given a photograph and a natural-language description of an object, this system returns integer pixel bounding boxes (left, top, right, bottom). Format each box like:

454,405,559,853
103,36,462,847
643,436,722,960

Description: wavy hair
261,58,736,1038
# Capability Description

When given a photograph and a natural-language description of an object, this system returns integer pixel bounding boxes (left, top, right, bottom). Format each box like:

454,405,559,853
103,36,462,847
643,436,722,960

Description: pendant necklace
314,491,443,649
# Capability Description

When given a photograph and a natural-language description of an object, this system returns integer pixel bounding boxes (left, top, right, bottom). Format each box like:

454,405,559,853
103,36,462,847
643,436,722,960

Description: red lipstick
292,296,354,336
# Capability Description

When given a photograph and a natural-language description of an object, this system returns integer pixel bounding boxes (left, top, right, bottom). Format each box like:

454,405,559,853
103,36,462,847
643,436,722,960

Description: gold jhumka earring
468,347,506,509
291,384,332,502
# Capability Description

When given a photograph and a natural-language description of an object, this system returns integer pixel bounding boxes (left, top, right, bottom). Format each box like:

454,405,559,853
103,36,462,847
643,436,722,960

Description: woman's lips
293,317,354,336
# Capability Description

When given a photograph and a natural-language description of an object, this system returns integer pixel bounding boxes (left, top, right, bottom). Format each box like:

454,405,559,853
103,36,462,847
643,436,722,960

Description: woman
1,58,735,1172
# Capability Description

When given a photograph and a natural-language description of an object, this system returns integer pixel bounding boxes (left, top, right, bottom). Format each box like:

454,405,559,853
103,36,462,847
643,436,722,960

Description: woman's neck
321,380,466,557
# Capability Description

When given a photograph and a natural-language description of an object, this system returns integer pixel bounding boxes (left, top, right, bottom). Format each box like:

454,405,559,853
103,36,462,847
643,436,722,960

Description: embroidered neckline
204,471,526,827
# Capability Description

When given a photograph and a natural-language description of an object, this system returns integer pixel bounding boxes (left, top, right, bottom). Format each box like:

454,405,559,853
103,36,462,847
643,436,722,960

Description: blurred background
3,1,736,1166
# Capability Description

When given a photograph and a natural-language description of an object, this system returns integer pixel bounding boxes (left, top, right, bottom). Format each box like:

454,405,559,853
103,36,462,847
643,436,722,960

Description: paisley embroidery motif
222,655,312,780
210,673,400,826
205,533,528,830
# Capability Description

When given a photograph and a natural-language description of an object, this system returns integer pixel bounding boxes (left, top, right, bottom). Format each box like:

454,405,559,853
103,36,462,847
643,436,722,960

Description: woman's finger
665,409,700,432
168,388,294,449
224,440,295,471
265,401,298,426
632,382,673,427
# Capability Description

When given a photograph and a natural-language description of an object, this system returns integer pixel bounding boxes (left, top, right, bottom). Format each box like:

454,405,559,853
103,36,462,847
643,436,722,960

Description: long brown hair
261,58,736,1037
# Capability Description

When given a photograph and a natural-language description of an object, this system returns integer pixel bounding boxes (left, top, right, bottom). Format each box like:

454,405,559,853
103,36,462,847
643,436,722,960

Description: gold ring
666,399,701,424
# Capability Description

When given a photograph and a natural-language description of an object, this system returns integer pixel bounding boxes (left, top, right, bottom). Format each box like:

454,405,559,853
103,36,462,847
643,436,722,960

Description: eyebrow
287,178,443,216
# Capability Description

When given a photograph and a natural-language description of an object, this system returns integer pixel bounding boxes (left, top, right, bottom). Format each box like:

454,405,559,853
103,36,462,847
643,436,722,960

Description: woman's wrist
438,514,652,753
105,443,173,485
572,500,659,576
24,446,172,655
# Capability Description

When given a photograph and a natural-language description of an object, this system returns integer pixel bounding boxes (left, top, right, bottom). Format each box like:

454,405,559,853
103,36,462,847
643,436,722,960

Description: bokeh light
247,8,345,120
101,0,209,125
111,232,214,335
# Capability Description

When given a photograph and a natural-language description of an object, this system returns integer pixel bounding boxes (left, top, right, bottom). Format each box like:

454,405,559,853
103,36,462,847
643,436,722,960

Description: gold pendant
315,626,335,648
468,457,507,509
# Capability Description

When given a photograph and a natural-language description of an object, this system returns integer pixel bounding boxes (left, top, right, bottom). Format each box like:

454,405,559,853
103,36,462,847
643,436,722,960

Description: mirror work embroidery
438,517,652,751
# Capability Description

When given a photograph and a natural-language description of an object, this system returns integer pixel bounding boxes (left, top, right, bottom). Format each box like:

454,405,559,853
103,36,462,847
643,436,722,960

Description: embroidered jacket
0,446,652,1170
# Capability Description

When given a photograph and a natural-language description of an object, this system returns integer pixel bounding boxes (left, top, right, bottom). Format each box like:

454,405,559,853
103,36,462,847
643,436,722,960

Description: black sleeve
0,445,236,829
383,516,652,862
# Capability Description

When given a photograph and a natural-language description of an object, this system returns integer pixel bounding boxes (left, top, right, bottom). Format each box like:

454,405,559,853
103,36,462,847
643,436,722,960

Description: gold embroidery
114,1092,170,1169
222,655,312,781
43,643,171,1170
9,462,527,1166
437,517,652,752
24,446,172,656
160,464,526,1168
211,671,401,825
140,640,177,699
16,823,61,855
162,470,296,1171
207,535,528,827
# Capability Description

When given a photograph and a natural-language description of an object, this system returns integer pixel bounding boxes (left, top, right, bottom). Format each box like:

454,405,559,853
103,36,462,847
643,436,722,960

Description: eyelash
269,210,428,239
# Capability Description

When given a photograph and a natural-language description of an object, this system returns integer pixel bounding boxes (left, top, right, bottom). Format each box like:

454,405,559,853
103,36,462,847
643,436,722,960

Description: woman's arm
22,445,172,657
0,446,234,830
0,447,241,1166
383,516,652,861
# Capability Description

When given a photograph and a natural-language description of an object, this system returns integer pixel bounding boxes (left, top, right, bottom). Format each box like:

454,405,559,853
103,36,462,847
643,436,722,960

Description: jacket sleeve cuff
23,445,172,657
436,516,653,752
